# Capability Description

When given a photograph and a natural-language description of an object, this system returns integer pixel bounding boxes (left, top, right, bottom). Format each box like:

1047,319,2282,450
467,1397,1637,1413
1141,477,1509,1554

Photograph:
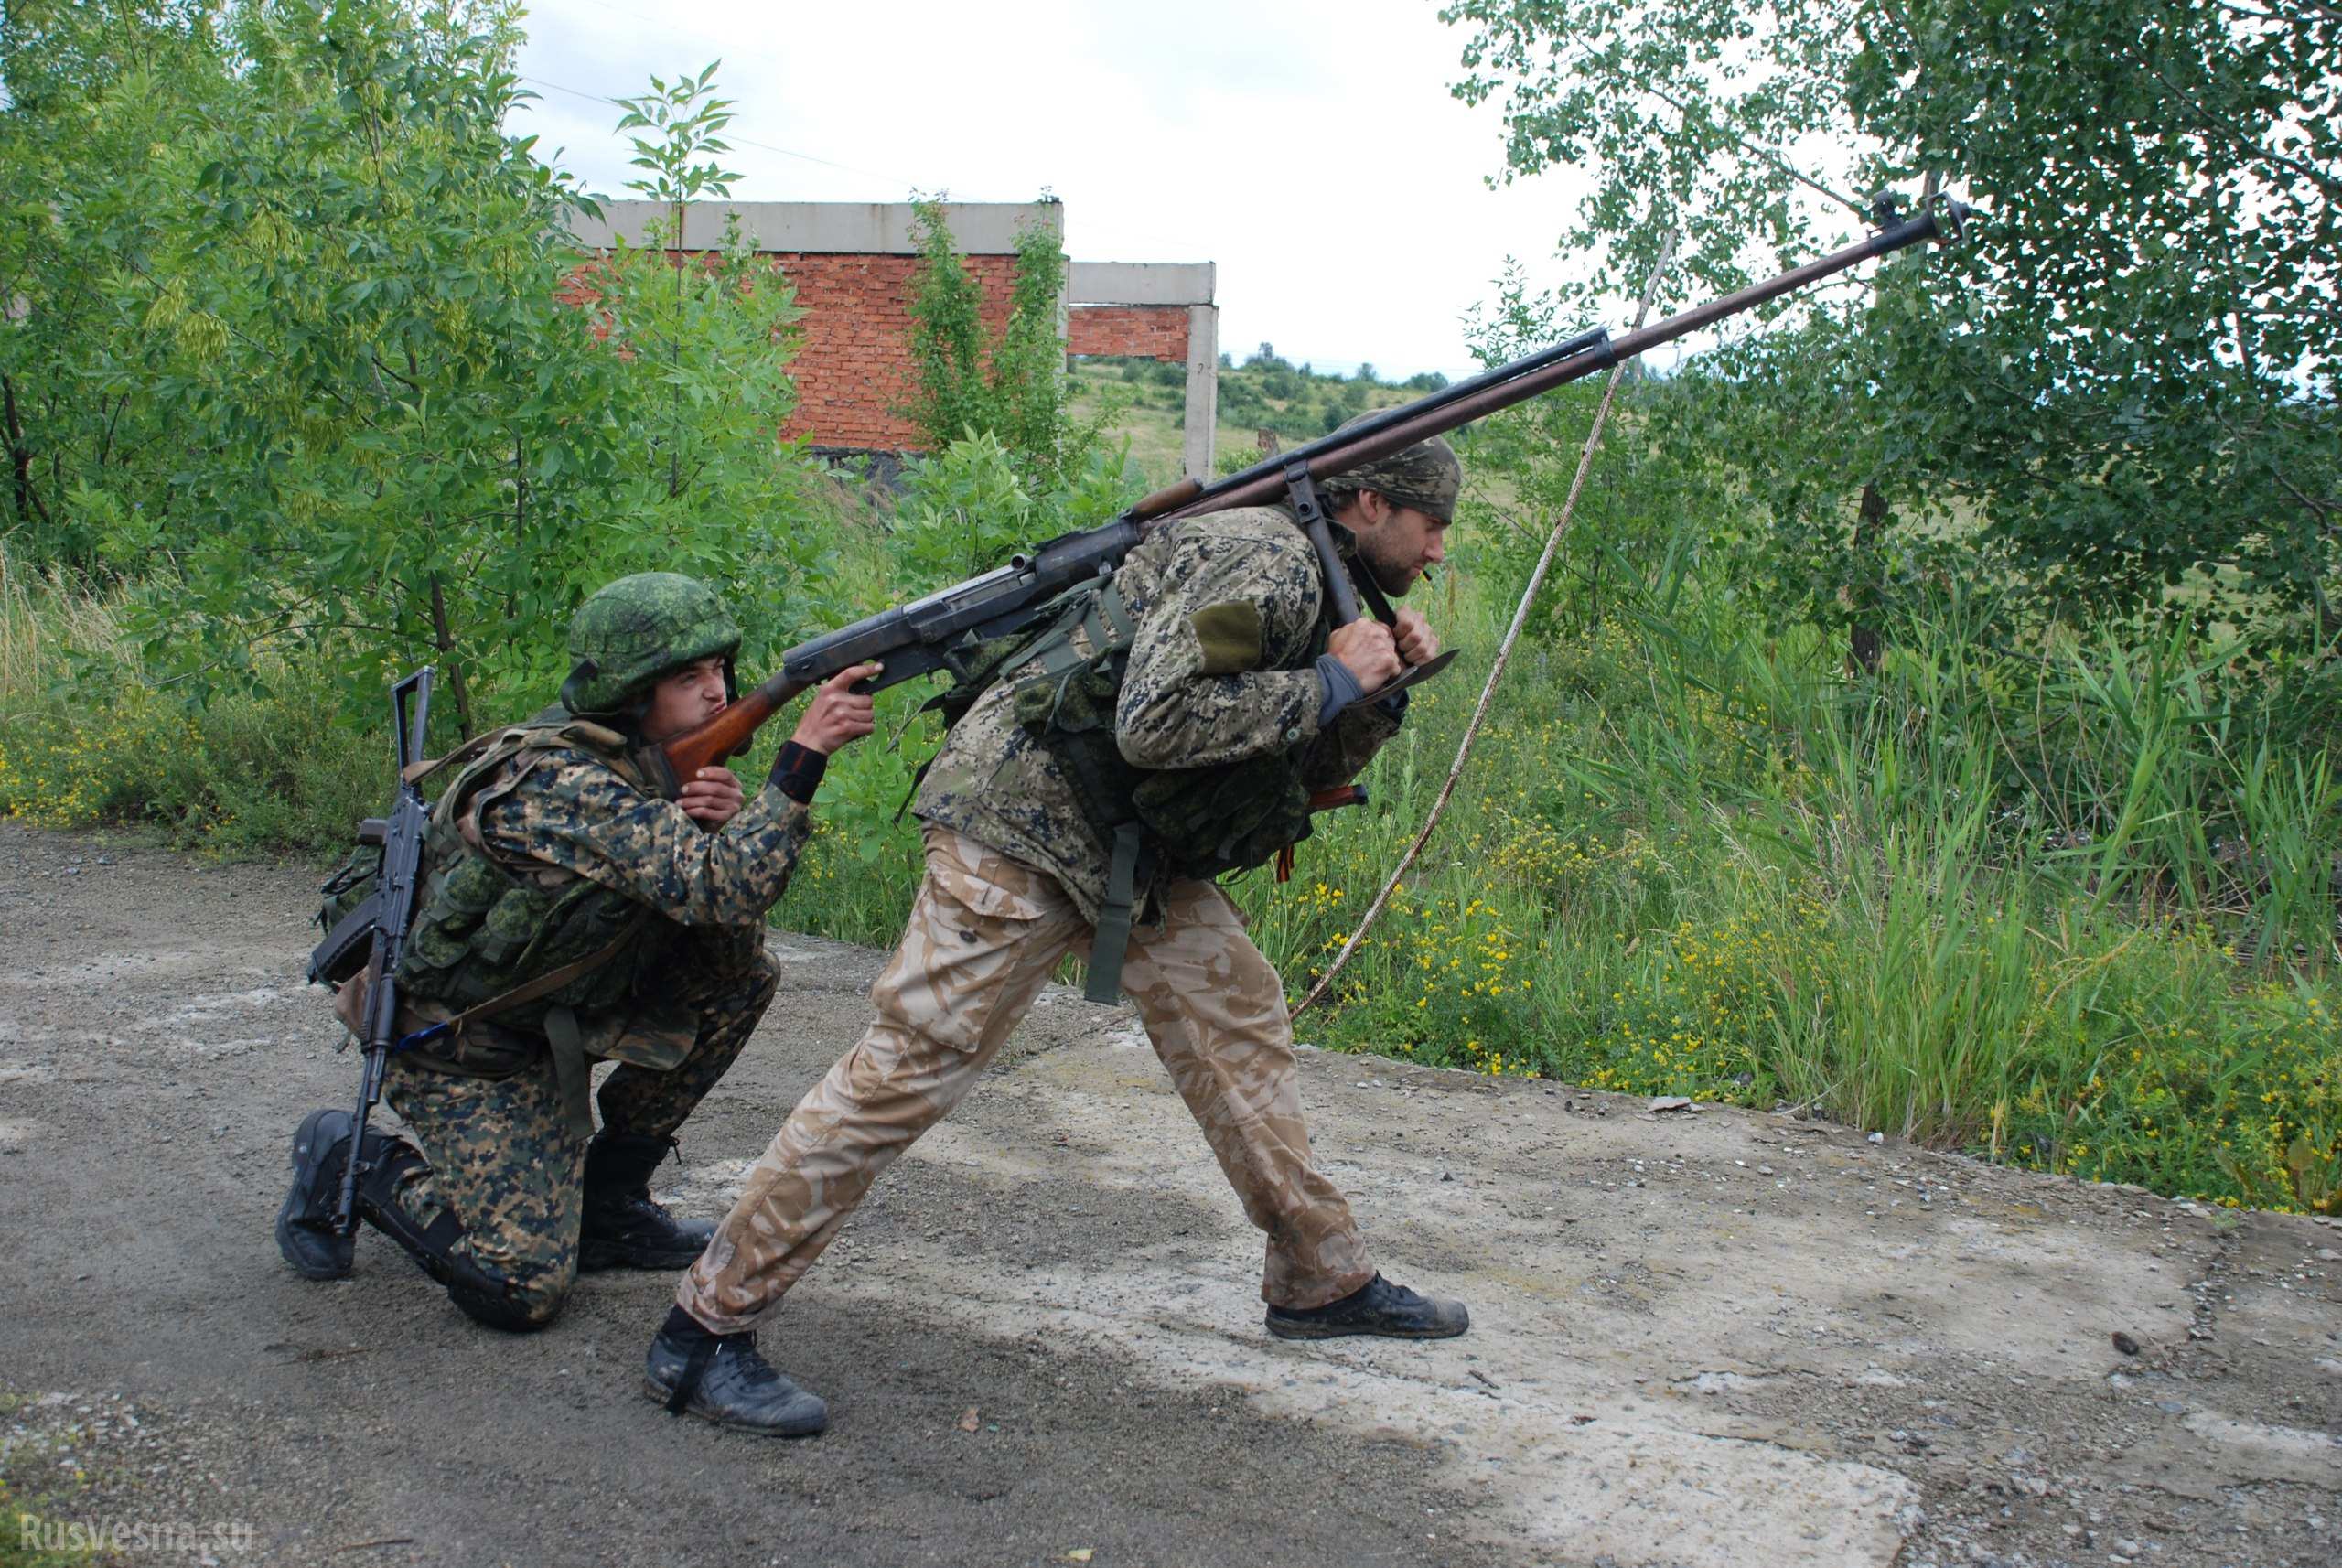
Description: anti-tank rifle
642,193,1970,797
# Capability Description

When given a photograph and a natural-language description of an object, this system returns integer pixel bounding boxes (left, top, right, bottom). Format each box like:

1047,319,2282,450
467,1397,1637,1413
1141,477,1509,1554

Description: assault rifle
302,666,436,1266
642,194,1969,796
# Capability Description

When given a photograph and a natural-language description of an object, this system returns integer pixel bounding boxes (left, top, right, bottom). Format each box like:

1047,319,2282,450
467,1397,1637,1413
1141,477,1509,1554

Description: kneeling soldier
275,573,876,1331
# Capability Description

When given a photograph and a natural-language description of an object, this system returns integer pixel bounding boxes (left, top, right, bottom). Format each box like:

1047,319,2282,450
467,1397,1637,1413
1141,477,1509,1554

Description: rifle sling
1350,560,1402,628
1083,824,1155,1005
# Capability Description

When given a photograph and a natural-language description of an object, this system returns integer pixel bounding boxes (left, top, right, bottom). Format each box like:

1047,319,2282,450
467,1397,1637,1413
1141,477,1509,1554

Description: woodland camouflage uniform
672,438,1468,1346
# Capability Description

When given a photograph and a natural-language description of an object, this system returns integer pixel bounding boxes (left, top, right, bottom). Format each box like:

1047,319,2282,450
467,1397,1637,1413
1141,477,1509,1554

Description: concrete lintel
1069,261,1217,307
567,200,1063,255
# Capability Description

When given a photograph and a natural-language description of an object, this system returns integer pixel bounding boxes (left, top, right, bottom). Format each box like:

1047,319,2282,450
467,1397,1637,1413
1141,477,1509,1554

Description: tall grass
0,543,379,854
5,527,2336,1212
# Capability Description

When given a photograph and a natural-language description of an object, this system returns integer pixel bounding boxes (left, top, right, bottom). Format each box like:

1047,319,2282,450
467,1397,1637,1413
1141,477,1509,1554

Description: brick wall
776,252,1019,450
1067,305,1189,362
560,250,1024,453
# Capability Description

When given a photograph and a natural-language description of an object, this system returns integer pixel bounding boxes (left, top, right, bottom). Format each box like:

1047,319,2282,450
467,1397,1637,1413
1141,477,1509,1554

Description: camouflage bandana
1320,414,1463,523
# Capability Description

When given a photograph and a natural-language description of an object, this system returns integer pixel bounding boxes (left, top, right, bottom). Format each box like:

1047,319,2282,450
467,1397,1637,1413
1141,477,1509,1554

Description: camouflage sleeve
478,751,812,927
1298,697,1405,789
1115,526,1327,769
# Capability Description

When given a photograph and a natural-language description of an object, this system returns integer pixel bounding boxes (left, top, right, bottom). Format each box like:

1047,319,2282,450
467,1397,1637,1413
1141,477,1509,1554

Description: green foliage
891,429,1139,594
1440,0,2341,650
0,5,822,737
1209,352,1418,444
1246,562,2338,1211
900,199,991,458
899,197,1111,491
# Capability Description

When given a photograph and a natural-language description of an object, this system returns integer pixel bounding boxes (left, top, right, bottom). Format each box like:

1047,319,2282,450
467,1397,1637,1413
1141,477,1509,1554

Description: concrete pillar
1183,303,1219,480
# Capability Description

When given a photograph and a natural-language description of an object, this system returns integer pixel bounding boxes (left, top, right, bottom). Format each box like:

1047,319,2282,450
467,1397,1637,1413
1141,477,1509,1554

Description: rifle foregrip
1133,477,1202,517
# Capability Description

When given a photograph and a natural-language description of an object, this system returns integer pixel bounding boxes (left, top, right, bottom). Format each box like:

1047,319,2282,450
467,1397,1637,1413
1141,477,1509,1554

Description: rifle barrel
1165,202,1961,521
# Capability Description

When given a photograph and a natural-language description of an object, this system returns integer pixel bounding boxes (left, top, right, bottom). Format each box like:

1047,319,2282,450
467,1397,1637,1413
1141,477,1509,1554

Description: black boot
581,1132,714,1272
1265,1273,1470,1341
644,1307,827,1436
274,1109,410,1281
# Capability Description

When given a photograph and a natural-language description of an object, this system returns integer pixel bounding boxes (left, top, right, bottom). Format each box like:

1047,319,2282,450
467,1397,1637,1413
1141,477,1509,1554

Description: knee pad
445,1254,568,1334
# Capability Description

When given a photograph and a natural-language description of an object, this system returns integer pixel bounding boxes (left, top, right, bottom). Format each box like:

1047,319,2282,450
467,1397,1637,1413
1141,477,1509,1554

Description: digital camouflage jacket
397,722,811,1075
914,506,1404,922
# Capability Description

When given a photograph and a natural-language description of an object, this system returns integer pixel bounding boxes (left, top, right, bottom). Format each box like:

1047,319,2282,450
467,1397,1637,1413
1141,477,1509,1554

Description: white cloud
508,0,1598,378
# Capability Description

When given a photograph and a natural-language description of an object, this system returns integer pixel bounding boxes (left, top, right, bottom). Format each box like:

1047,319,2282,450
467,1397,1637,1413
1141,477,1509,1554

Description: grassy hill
1069,352,1445,489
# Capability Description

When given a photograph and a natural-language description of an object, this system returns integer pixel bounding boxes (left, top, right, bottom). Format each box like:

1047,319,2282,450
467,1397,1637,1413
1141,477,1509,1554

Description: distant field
1069,356,1426,489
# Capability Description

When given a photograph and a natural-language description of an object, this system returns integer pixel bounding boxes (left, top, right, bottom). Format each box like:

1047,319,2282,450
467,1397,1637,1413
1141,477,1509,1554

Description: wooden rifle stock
1307,784,1367,813
651,671,810,796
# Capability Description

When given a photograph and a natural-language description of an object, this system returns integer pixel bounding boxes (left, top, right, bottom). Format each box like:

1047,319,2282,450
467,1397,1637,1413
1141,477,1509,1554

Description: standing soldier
274,573,877,1333
641,437,1473,1437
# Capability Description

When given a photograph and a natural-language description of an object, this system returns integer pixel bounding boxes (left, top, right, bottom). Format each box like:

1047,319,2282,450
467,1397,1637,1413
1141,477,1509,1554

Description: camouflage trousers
677,827,1374,1334
380,940,780,1326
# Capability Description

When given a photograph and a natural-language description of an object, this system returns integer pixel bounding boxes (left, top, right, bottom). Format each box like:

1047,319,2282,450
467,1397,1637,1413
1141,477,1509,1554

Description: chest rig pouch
987,582,1325,1004
392,714,673,1086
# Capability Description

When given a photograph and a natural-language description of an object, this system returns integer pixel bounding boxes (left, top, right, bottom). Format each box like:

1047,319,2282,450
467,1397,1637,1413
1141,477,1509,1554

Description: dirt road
2,823,2337,1567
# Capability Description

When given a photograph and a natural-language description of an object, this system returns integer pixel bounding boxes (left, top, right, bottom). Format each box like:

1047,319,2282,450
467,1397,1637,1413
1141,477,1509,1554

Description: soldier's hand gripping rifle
303,667,436,1262
641,194,1969,796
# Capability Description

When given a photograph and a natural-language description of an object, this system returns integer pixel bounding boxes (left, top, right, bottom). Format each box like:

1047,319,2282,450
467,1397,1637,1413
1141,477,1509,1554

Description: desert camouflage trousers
677,827,1374,1334
380,940,780,1324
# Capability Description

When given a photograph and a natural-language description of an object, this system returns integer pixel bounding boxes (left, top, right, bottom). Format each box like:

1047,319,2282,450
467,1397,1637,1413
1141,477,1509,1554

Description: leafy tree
1441,0,2339,652
899,196,1108,492
0,4,821,731
0,0,240,571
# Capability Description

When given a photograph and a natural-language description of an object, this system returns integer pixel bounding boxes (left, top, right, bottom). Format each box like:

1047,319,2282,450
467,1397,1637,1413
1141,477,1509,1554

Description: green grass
782,516,2341,1215
1068,358,1422,490
0,548,379,855
0,1394,98,1568
6,499,2337,1215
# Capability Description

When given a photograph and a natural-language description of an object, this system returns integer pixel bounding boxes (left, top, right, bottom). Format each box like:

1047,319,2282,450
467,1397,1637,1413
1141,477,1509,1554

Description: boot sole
639,1376,827,1437
581,1240,708,1273
1264,1316,1469,1341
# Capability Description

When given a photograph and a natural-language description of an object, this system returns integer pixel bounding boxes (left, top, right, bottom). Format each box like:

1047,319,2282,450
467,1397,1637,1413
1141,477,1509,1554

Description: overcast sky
507,0,1599,379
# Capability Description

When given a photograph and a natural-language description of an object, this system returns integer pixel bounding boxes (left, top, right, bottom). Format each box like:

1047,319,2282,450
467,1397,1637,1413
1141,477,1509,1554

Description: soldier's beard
1356,536,1423,596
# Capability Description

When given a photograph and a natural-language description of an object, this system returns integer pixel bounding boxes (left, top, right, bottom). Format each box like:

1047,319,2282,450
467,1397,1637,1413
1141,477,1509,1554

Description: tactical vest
929,572,1329,1003
392,711,680,1072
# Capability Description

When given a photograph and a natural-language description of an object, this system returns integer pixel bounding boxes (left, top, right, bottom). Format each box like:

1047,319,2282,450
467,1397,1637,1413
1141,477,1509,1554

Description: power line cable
517,73,924,193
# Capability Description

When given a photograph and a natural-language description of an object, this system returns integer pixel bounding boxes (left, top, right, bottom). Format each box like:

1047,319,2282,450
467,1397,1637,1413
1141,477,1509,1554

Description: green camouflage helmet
560,572,741,719
1319,413,1463,523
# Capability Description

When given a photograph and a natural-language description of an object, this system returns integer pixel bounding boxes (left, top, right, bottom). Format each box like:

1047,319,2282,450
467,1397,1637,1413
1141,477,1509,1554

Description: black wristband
769,741,828,805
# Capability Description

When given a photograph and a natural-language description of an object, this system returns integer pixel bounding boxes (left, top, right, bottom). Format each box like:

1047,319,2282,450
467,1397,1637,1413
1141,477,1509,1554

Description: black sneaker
644,1321,828,1437
1265,1273,1469,1341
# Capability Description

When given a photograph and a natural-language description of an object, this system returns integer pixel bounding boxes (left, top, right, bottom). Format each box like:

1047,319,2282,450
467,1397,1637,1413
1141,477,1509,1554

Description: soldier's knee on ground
444,1251,575,1333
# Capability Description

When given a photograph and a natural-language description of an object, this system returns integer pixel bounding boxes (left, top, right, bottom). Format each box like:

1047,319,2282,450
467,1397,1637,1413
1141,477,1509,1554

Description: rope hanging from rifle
1291,218,1682,1021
